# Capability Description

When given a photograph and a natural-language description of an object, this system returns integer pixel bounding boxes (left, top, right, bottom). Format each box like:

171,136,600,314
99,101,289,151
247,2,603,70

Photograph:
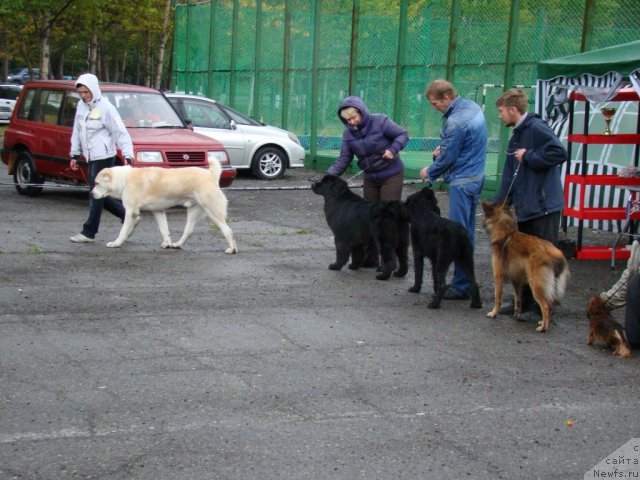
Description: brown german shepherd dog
481,202,570,332
586,295,633,358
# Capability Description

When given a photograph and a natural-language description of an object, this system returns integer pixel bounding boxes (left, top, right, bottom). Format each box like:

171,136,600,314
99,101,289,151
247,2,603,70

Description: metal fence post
309,0,322,166
393,0,408,123
281,0,292,130
207,0,217,98
495,0,522,192
445,0,461,82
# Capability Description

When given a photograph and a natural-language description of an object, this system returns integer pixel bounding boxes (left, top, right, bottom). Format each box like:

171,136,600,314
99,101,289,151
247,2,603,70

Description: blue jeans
447,179,484,295
81,157,125,238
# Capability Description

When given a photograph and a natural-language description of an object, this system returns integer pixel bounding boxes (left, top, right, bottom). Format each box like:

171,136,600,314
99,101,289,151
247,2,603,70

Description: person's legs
378,171,404,202
447,180,482,297
625,272,640,347
81,157,124,238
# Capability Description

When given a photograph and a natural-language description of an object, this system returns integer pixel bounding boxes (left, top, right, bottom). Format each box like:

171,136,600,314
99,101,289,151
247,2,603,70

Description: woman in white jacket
69,73,134,243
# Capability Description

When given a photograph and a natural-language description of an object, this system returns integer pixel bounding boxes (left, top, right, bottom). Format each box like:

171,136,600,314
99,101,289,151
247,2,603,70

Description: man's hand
419,166,429,182
382,149,394,160
514,148,526,163
70,157,79,170
124,156,133,165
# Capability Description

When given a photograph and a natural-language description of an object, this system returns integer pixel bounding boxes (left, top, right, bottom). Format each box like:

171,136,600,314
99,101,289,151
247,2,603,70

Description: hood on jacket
337,96,371,130
75,73,102,106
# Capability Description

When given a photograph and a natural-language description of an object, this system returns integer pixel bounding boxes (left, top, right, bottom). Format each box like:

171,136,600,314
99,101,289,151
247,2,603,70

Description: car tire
251,146,286,180
14,151,44,196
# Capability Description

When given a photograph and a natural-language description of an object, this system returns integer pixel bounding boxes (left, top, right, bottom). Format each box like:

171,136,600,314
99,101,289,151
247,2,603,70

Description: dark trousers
361,171,404,266
625,273,640,346
81,157,125,239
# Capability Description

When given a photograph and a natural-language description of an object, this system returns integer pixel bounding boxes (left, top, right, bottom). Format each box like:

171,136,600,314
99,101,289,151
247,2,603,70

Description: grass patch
25,245,42,254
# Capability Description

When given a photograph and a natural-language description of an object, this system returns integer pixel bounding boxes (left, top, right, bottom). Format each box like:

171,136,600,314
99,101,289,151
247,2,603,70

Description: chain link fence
172,0,640,182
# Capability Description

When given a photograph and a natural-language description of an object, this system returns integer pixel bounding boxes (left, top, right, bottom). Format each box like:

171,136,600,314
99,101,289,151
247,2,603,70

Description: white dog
91,158,237,253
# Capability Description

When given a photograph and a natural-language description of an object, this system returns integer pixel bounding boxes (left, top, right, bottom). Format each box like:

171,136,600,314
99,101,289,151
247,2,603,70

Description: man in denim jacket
420,79,487,301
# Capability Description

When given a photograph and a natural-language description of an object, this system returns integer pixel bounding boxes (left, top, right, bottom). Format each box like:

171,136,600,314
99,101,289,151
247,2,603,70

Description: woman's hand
382,149,394,160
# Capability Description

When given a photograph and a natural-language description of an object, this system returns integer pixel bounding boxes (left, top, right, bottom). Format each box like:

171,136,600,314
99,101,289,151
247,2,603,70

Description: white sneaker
70,233,95,243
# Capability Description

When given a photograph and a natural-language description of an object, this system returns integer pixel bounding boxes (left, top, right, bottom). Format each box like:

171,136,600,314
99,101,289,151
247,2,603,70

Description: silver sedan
166,93,306,180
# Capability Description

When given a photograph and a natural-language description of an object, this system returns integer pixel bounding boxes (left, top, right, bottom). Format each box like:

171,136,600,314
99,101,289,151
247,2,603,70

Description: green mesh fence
172,0,640,184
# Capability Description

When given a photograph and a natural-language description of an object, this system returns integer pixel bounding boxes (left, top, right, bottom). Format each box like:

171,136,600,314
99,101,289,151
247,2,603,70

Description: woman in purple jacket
327,96,409,202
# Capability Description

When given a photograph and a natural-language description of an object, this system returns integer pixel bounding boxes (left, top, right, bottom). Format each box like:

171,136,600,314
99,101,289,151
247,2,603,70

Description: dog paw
225,247,237,254
328,263,342,270
408,286,421,293
376,273,391,281
486,310,498,318
161,242,172,249
393,269,408,278
106,241,121,248
536,325,547,333
347,263,360,270
427,301,440,309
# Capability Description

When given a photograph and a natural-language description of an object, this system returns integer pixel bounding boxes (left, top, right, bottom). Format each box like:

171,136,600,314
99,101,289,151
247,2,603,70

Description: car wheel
13,151,44,196
251,146,286,180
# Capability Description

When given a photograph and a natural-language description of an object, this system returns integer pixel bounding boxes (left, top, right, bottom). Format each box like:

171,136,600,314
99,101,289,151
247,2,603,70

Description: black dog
369,201,410,280
404,187,482,309
311,175,408,280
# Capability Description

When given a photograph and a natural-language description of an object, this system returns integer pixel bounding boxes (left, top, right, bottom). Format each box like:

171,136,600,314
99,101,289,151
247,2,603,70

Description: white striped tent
535,41,640,231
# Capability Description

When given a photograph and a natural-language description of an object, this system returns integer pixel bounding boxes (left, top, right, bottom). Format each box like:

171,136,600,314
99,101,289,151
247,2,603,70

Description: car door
178,98,248,168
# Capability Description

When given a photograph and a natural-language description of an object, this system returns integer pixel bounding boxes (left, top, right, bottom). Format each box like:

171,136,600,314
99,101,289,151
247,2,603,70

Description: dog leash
499,159,521,208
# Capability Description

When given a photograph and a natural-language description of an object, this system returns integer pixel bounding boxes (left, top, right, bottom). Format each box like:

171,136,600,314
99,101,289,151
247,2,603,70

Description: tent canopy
538,40,640,80
535,41,640,124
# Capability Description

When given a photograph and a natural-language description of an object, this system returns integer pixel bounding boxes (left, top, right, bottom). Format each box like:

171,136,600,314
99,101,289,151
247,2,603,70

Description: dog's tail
545,256,570,303
207,156,222,184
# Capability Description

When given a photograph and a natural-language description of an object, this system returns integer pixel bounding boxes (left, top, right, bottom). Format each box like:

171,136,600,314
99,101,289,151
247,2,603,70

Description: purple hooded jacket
327,96,408,183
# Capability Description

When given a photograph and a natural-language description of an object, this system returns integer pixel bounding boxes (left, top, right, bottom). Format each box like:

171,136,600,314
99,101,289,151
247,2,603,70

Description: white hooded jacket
70,73,134,161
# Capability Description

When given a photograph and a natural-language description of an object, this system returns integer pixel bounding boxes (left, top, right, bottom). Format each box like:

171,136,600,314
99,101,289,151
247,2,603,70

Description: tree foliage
0,0,174,88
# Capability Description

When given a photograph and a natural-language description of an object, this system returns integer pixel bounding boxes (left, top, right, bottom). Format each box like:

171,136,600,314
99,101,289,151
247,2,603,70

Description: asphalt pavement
0,163,638,480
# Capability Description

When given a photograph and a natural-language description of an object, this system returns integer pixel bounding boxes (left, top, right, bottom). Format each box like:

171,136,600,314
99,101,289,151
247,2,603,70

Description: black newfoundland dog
311,175,408,280
404,186,482,309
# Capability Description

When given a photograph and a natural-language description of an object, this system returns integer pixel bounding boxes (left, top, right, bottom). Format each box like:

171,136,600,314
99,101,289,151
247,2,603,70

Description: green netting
172,0,640,183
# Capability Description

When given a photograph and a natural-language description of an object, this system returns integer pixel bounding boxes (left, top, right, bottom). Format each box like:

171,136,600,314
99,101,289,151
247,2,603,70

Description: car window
60,92,79,127
39,90,64,125
183,101,230,129
106,92,184,128
218,104,262,126
0,86,21,100
16,89,37,120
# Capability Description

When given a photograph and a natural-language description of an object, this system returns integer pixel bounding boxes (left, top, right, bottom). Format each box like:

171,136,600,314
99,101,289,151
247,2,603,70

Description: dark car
7,68,40,84
1,80,235,195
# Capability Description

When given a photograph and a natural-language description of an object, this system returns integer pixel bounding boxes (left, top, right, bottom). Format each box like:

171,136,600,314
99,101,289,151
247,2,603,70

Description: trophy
600,107,616,136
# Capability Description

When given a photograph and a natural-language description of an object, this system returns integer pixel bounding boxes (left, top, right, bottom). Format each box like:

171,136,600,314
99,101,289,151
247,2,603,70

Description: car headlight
136,151,164,163
287,132,301,145
208,150,230,166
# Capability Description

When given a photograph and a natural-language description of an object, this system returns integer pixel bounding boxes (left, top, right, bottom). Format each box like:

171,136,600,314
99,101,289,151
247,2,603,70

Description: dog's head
311,174,349,198
587,295,613,320
404,186,440,217
91,166,129,200
481,201,516,236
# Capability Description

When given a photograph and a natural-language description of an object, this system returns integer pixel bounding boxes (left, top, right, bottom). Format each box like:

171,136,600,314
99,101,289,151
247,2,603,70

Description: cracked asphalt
0,163,638,479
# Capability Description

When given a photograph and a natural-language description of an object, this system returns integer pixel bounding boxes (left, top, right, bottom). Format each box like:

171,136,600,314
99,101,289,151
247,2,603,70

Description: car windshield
107,91,184,128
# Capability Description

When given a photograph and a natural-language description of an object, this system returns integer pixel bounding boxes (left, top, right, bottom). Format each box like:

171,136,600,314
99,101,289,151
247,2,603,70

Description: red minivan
1,80,236,195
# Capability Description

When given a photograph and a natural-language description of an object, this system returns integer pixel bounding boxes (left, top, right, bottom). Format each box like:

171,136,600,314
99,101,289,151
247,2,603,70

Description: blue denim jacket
428,96,487,186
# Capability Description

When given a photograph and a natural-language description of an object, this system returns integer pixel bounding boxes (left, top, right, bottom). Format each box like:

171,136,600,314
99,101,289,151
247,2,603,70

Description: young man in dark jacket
493,88,568,318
